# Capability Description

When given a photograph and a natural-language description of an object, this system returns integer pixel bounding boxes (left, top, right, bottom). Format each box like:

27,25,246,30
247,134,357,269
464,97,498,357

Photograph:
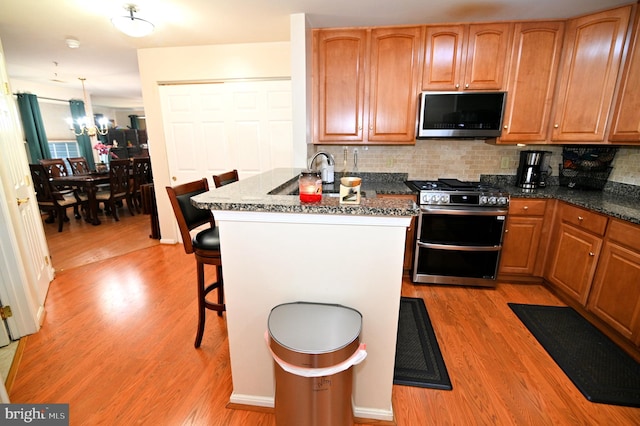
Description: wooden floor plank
9,213,640,424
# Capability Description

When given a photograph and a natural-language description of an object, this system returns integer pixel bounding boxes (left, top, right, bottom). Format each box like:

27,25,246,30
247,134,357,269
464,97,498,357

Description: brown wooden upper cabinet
550,5,632,143
422,23,512,91
313,29,367,143
609,5,640,143
313,26,423,144
498,21,565,143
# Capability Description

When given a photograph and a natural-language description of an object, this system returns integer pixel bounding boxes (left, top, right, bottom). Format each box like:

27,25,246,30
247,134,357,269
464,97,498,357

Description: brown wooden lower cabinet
587,219,640,345
541,202,640,357
377,193,416,274
499,199,549,277
545,202,607,305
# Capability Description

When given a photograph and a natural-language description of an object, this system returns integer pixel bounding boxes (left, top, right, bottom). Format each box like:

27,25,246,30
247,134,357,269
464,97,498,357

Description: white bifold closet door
160,79,293,186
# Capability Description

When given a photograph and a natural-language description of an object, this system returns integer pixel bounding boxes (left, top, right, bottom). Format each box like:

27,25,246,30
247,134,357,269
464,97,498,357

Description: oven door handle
420,207,508,216
417,241,502,252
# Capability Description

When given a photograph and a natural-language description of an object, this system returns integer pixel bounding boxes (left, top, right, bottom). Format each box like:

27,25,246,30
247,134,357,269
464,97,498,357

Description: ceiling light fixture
66,78,109,137
111,4,154,38
65,37,80,49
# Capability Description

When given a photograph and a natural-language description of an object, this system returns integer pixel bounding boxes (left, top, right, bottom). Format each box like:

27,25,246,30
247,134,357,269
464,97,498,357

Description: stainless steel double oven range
405,179,510,287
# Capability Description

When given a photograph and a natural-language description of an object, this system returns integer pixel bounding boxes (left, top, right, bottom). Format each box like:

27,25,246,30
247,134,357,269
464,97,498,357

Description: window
48,141,80,170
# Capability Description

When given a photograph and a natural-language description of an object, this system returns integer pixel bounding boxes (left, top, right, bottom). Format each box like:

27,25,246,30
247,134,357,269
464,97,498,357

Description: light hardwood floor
43,202,160,272
8,209,640,425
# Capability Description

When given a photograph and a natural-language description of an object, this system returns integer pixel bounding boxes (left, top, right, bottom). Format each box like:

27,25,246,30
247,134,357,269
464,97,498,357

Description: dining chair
39,158,82,220
212,169,239,188
95,158,135,221
131,157,153,213
29,164,86,232
166,178,225,348
39,158,70,178
67,157,91,175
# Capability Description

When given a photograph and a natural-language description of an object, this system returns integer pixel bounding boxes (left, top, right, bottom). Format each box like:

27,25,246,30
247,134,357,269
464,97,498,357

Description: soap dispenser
321,158,334,184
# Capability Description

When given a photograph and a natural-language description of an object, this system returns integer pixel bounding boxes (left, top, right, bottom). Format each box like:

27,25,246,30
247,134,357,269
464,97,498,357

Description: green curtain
129,114,139,129
69,100,95,170
16,93,51,163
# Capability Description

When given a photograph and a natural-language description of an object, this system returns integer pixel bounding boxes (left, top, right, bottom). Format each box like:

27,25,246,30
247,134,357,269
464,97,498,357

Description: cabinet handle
172,176,177,181
16,197,29,206
503,125,508,129
589,252,595,256
455,84,460,89
523,206,528,210
554,124,559,128
465,84,469,88
504,229,509,233
578,216,584,221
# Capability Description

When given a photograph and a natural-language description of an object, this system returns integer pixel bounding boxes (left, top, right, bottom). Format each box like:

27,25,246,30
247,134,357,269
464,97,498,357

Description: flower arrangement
94,142,118,159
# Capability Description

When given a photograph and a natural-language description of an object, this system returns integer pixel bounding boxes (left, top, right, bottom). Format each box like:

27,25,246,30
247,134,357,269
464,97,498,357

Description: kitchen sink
287,188,366,198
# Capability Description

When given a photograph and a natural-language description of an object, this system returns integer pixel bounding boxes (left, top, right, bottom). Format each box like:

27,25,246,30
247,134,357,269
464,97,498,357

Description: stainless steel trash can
267,302,365,426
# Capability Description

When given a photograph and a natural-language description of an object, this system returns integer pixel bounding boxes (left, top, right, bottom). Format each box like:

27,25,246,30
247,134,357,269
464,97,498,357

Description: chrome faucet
308,151,335,183
308,151,335,170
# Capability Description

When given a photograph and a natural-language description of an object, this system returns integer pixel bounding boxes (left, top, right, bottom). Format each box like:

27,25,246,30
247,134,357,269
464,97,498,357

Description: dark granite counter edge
481,175,640,225
191,169,419,217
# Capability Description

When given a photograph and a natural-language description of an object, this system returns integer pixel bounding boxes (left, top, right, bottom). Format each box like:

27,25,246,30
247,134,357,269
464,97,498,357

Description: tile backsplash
309,141,640,185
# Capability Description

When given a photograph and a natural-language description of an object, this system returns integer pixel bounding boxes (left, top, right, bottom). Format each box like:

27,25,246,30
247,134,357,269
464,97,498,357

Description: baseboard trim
5,337,27,394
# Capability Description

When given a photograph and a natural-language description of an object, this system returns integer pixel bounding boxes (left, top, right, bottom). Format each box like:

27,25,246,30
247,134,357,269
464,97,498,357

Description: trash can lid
268,302,362,354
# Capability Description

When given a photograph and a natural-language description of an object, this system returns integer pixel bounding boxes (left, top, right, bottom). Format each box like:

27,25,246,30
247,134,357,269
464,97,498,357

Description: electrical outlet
501,157,510,169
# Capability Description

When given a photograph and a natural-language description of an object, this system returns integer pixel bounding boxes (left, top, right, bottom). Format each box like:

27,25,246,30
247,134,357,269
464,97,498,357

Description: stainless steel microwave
416,91,507,139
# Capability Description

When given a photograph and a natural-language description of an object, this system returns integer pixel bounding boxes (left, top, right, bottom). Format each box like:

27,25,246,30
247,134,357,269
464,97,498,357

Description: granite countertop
191,168,419,217
483,177,640,225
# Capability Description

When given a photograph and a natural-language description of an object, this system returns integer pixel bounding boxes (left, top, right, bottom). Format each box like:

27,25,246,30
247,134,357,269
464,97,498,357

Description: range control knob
497,196,509,206
480,196,488,205
488,196,497,205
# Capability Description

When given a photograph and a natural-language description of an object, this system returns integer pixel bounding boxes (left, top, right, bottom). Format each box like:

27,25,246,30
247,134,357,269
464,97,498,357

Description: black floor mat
509,303,640,407
394,297,452,390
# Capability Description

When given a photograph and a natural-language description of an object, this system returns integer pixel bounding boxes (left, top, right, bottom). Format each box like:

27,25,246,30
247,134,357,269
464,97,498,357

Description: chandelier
66,78,109,137
111,4,155,38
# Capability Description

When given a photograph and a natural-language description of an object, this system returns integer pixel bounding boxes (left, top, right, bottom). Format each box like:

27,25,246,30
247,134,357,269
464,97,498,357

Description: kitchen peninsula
191,168,418,422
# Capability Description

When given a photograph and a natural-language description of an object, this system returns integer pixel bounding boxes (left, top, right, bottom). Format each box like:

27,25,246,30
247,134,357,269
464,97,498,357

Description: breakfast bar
191,168,419,422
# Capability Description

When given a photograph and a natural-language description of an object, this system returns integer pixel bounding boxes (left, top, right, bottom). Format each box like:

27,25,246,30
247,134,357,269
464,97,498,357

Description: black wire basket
562,146,618,171
559,165,613,190
559,146,617,190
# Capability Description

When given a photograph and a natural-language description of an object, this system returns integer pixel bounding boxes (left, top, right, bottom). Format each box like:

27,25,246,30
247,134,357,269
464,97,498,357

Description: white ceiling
0,0,634,108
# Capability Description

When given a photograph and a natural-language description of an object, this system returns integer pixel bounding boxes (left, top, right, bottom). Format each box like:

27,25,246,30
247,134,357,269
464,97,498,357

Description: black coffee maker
516,150,550,189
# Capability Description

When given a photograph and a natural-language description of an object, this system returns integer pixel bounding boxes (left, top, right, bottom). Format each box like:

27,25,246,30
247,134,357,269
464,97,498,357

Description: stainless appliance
516,150,551,189
539,151,553,187
405,179,510,287
416,92,507,139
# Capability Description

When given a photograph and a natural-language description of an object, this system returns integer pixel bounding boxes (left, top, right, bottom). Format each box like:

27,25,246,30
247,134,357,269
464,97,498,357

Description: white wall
137,40,301,243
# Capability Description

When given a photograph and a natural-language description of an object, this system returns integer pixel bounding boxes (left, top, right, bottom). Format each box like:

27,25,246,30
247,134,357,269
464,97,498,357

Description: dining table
51,173,110,225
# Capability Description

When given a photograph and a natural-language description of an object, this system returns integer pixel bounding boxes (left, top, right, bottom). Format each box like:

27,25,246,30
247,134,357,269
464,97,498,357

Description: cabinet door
422,23,511,91
609,7,640,142
547,222,602,305
587,219,640,343
464,23,513,90
422,25,465,90
500,216,544,275
499,21,564,143
368,26,423,143
314,29,367,142
588,241,640,341
551,6,632,142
